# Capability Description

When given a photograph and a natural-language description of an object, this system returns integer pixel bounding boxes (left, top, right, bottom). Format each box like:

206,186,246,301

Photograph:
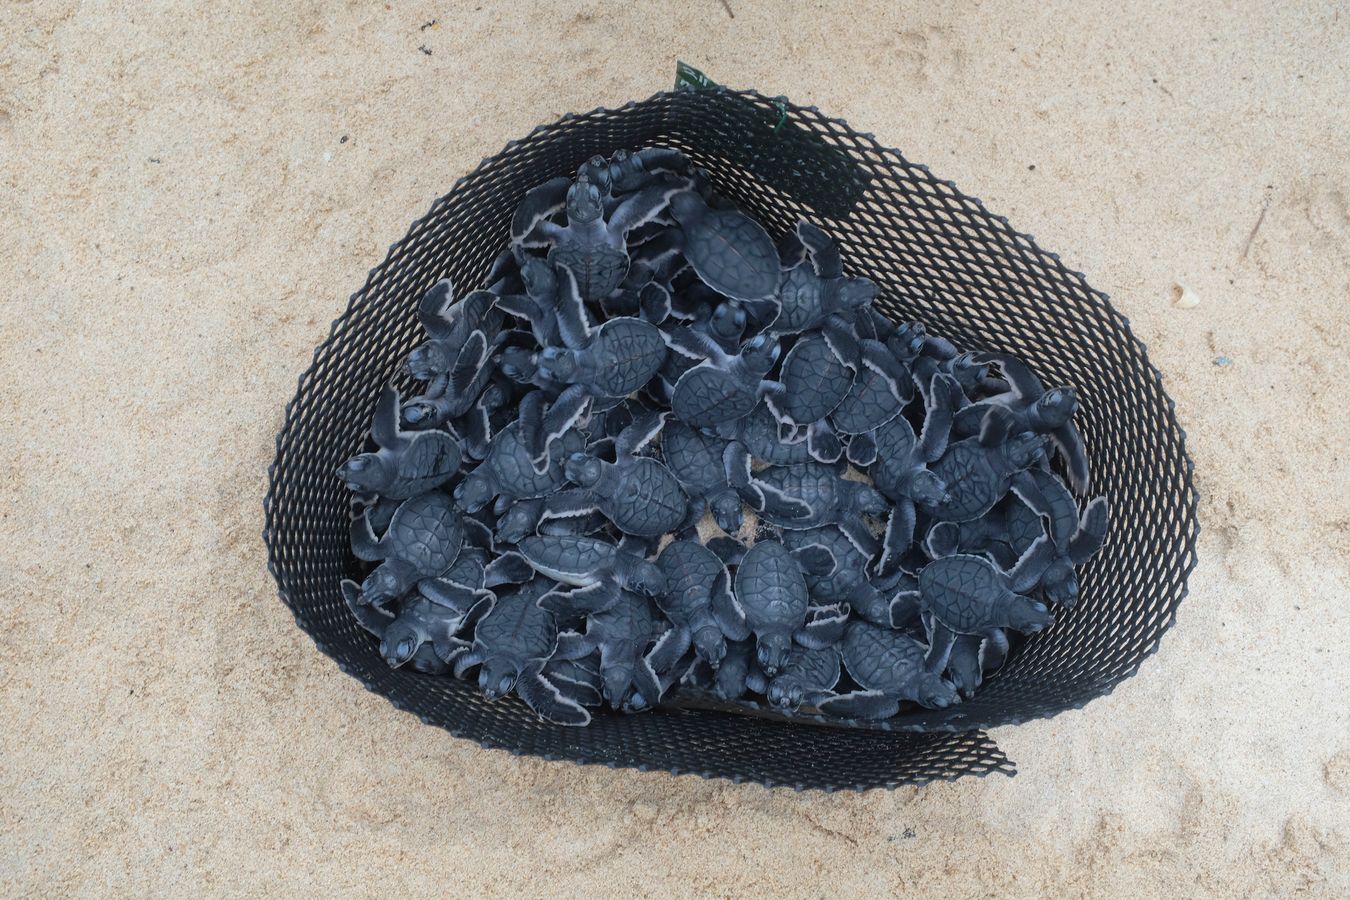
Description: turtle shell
838,622,928,694
549,241,629,303
385,492,464,576
603,458,688,536
721,404,815,465
754,463,841,529
868,416,918,500
475,581,558,660
661,420,730,495
657,539,724,616
392,431,462,498
519,534,618,584
831,365,905,435
919,555,1007,633
774,264,826,334
681,209,780,302
671,364,757,427
769,645,841,703
588,317,667,398
1001,495,1044,555
733,540,809,631
773,334,854,425
929,439,1003,522
487,424,582,500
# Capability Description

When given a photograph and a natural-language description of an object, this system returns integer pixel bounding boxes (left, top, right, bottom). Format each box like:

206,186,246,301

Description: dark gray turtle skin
336,387,463,500
657,301,746,389
767,332,856,428
999,496,1109,608
519,534,665,617
660,420,743,534
342,580,465,675
554,591,672,711
732,539,840,675
538,315,668,402
401,283,506,427
668,333,784,428
514,174,684,302
449,578,591,726
453,423,585,513
668,191,780,302
772,220,877,335
745,645,841,712
493,496,608,546
780,526,916,629
656,540,748,665
954,351,1091,493
491,256,565,349
815,622,959,719
713,402,817,466
938,628,1010,699
927,426,1046,523
349,492,465,608
735,460,888,535
829,339,913,467
551,413,688,538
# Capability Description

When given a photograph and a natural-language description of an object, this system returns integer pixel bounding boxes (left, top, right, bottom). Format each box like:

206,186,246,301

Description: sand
2,1,1348,895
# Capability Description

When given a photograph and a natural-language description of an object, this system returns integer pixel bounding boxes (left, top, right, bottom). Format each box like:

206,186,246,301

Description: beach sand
2,1,1347,894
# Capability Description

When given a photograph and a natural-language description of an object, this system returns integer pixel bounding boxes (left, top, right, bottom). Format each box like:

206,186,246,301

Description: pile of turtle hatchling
336,147,1109,726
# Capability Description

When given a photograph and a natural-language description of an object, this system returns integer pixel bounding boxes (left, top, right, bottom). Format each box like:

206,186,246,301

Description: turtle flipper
515,661,591,726
554,629,597,661
628,657,666,711
539,580,620,617
342,579,393,635
1016,468,1080,551
553,265,594,349
541,489,599,523
1069,496,1110,565
845,432,878,467
790,543,837,578
1051,421,1091,494
492,291,542,328
448,329,490,410
484,551,534,587
877,500,916,576
815,690,900,721
795,603,850,649
614,410,666,458
972,351,1045,402
820,316,861,371
1008,535,1057,593
370,387,406,450
516,391,547,471
806,421,843,464
889,589,922,630
918,374,958,462
706,535,747,568
923,620,959,673
611,181,686,235
838,516,879,564
710,568,751,641
646,626,692,673
349,510,383,562
977,404,1018,448
511,176,570,248
638,282,671,325
925,520,960,559
416,279,458,339
980,628,1010,672
796,220,842,278
417,578,485,616
665,327,728,365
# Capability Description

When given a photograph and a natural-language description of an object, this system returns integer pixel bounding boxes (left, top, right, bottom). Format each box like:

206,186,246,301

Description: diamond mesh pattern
263,89,1197,790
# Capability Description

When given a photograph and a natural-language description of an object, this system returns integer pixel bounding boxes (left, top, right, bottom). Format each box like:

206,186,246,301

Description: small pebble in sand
1171,283,1200,309
1213,356,1232,367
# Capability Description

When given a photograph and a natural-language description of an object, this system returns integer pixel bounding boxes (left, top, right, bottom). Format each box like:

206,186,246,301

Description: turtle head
710,491,745,533
336,453,390,494
519,255,557,300
611,148,648,192
454,471,494,513
766,674,806,710
564,452,603,488
497,346,539,383
854,484,890,517
710,302,747,341
378,619,423,669
908,468,950,508
1004,432,1047,470
495,504,535,546
478,657,520,700
566,176,603,224
917,672,960,709
890,322,927,360
668,190,703,225
1037,387,1079,428
577,155,612,195
740,334,781,374
536,346,580,383
1006,596,1055,633
405,340,452,380
756,634,792,676
1041,558,1080,608
951,352,989,393
625,560,667,598
835,277,878,311
601,663,634,706
691,622,728,666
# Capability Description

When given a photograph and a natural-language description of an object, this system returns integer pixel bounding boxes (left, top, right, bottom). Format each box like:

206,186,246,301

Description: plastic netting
263,89,1197,790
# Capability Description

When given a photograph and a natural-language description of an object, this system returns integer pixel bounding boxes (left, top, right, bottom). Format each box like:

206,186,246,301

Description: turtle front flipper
484,551,534,587
1051,421,1092,494
877,501,916,576
845,431,878,467
370,387,409,450
710,568,750,641
815,689,900,721
342,579,393,636
923,620,959,674
917,374,959,462
888,589,922,630
511,176,570,249
539,579,621,618
349,510,384,563
1069,496,1110,565
515,661,592,726
795,603,850,649
552,265,595,350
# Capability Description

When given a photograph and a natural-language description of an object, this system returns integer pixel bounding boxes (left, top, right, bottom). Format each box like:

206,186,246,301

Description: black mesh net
263,89,1197,790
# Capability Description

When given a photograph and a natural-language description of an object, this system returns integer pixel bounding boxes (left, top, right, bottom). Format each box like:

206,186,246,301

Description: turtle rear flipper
795,603,850,649
706,535,747,568
614,410,666,458
511,176,570,249
815,690,900,721
342,579,393,635
710,568,750,641
349,511,384,562
806,421,843,464
1051,421,1092,494
515,662,591,726
888,589,922,630
877,501,916,577
845,432,878,467
539,580,620,618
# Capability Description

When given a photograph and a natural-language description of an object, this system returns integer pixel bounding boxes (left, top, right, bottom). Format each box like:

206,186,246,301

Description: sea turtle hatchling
660,419,744,535
766,332,857,443
996,496,1109,607
667,332,785,428
728,452,887,554
453,421,585,513
745,645,842,712
546,412,688,538
668,190,781,303
349,491,465,608
829,339,914,467
336,387,462,499
448,577,590,726
655,539,748,665
519,533,666,617
730,538,848,675
553,591,675,711
400,282,505,428
712,402,819,466
926,406,1058,526
341,580,470,675
815,622,959,719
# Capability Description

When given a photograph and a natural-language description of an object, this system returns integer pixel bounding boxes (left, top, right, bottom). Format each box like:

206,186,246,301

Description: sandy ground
2,1,1348,895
